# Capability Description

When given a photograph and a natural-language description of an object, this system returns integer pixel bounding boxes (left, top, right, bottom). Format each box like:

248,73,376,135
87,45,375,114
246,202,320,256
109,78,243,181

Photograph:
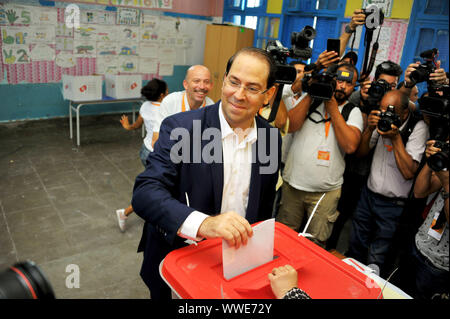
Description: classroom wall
0,0,222,122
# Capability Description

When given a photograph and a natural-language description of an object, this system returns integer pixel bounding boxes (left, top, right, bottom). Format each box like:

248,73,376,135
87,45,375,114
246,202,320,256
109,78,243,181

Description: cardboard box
62,75,102,102
105,74,142,99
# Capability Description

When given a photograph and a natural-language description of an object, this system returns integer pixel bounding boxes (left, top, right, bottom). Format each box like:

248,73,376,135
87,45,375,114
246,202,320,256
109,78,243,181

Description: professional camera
377,105,401,132
0,260,55,299
302,67,337,101
265,25,316,84
367,78,391,107
419,84,449,171
409,48,438,85
428,140,449,172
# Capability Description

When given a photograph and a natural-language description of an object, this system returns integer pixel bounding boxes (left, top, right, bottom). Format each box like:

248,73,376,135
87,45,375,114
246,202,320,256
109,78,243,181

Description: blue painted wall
0,65,189,122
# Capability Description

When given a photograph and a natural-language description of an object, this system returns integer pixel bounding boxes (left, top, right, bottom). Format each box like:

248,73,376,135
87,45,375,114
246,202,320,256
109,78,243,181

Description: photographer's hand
377,124,400,139
425,140,441,158
404,62,421,87
350,10,365,30
315,50,340,70
367,109,381,131
359,79,372,102
429,60,448,84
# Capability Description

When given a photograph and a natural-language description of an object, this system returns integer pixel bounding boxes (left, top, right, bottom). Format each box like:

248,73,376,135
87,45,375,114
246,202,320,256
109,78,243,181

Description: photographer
407,140,449,299
347,90,429,278
327,61,403,251
276,62,363,247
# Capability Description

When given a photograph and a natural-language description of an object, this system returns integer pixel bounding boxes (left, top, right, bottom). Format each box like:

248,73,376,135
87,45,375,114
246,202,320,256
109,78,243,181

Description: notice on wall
138,57,158,74
30,43,55,61
56,51,76,68
159,63,173,76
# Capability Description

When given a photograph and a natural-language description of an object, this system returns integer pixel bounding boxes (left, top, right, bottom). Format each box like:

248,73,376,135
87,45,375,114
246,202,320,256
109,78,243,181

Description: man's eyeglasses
224,76,269,96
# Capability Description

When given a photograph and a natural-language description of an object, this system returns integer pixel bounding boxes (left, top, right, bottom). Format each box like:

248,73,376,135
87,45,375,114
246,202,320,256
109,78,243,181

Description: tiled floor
0,113,351,299
0,113,148,298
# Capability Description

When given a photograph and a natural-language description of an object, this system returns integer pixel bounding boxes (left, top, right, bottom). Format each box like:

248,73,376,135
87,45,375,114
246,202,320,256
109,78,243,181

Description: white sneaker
116,209,127,232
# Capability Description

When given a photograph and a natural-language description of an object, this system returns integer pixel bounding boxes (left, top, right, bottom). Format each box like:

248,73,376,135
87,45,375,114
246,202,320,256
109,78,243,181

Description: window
245,16,258,30
246,0,261,8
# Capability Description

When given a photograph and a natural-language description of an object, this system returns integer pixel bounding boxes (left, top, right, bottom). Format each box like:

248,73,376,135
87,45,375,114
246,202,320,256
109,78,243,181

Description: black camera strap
267,83,284,123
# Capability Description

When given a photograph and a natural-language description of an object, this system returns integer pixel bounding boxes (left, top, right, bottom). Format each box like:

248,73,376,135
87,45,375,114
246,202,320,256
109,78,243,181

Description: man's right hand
359,79,372,101
367,109,381,131
197,211,253,249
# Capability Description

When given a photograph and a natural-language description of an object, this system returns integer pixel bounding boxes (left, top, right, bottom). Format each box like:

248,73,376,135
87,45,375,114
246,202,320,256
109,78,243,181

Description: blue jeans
347,184,405,277
411,243,449,299
139,143,151,167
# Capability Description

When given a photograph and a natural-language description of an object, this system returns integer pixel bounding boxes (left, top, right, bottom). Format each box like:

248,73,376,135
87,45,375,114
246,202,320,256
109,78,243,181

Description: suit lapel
205,103,223,214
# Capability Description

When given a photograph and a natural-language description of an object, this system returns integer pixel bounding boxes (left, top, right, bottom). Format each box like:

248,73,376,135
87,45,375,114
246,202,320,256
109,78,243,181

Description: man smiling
132,47,281,299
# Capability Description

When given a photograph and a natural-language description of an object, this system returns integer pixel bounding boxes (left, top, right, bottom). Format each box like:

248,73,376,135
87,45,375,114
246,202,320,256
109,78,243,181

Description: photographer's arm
389,131,418,180
325,98,361,154
414,140,446,198
287,94,312,133
399,62,420,96
339,10,365,56
356,110,379,157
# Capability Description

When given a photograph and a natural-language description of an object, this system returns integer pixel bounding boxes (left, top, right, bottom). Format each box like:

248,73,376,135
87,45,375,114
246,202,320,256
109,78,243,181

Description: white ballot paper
222,218,274,280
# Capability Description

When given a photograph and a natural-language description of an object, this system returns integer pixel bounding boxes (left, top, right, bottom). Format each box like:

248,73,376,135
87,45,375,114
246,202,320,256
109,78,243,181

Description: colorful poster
117,8,140,26
28,25,55,44
1,5,32,25
80,10,98,24
97,11,116,25
141,15,159,29
117,26,139,42
96,25,117,41
2,45,31,64
74,25,97,40
96,41,118,55
30,44,55,61
118,56,138,73
74,40,96,57
1,26,30,45
118,42,138,56
140,28,159,42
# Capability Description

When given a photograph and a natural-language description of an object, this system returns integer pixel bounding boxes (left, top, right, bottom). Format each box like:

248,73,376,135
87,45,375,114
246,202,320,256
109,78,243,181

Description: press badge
427,210,444,241
316,146,331,167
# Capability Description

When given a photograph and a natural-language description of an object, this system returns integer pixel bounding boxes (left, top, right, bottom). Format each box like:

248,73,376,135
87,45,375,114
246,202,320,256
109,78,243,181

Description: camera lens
377,117,392,132
427,142,449,172
0,261,55,299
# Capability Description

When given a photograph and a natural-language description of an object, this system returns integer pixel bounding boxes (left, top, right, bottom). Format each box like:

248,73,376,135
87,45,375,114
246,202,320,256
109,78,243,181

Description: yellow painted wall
267,0,283,14
344,0,414,20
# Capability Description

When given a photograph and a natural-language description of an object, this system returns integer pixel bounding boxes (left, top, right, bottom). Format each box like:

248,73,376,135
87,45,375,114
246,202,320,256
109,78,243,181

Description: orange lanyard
181,92,206,112
325,111,331,138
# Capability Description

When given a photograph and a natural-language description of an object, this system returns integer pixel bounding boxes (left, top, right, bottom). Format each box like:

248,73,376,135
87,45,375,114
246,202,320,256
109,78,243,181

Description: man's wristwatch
345,24,355,34
441,189,449,200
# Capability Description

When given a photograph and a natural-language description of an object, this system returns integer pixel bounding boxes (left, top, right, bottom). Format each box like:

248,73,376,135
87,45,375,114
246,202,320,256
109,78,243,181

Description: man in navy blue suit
132,47,282,299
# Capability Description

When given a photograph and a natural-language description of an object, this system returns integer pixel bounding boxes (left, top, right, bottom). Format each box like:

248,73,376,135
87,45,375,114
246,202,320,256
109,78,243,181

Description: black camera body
428,140,449,172
410,49,438,85
367,78,391,107
265,26,316,85
302,65,337,101
377,105,401,132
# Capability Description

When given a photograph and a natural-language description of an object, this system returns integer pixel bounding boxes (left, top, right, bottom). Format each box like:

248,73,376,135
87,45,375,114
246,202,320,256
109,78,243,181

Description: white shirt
139,101,160,152
283,101,364,192
281,89,307,164
179,102,257,240
153,90,214,133
367,117,429,198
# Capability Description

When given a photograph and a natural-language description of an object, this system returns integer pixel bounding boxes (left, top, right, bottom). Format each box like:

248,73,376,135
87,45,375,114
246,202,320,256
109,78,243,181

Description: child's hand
120,115,132,130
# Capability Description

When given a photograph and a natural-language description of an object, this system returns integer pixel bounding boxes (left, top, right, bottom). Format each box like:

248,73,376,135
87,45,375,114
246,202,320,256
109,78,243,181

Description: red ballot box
160,221,382,299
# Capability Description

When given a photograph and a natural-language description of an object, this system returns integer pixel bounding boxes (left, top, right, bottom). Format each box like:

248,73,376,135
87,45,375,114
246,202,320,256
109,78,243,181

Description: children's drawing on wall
29,25,55,43
74,40,96,57
2,45,31,64
2,5,32,25
74,25,97,40
56,52,76,68
117,7,140,26
97,41,118,55
118,56,138,72
2,26,29,45
119,42,138,56
118,26,139,42
96,25,117,42
33,7,57,25
56,37,74,51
